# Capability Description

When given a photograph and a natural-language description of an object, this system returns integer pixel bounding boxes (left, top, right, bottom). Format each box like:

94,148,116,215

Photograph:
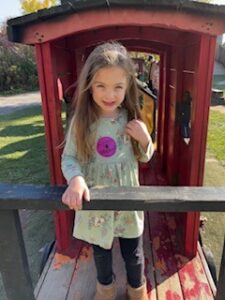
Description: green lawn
207,110,225,166
0,106,49,184
202,109,225,278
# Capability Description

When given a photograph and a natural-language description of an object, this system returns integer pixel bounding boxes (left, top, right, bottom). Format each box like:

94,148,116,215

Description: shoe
94,281,117,300
127,280,148,300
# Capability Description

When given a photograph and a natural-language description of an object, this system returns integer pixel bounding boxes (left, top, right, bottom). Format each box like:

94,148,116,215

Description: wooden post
0,210,35,300
216,236,225,300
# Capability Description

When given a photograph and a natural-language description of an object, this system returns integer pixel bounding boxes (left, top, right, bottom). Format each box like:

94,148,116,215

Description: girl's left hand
125,119,151,152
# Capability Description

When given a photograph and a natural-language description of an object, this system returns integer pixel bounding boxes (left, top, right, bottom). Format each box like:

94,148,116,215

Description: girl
61,42,154,300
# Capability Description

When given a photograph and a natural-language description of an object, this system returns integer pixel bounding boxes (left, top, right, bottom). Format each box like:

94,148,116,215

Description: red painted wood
190,35,216,186
142,152,168,186
40,42,64,184
20,9,225,45
166,45,184,185
139,165,145,186
184,212,200,257
154,33,217,258
165,213,214,299
157,52,166,158
161,47,171,173
147,212,184,299
35,44,55,183
52,40,75,100
143,216,157,299
122,40,167,55
168,37,198,257
176,38,199,186
35,42,77,255
180,36,216,257
75,48,85,77
147,212,215,299
67,26,181,52
165,46,178,183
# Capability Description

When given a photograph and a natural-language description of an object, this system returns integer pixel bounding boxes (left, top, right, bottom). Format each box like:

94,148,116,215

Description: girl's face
91,66,128,117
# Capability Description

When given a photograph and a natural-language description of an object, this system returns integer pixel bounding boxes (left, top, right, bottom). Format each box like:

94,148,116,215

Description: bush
0,25,39,94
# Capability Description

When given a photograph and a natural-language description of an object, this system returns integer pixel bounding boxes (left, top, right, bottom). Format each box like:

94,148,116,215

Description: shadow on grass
0,136,49,184
0,123,44,137
0,106,49,184
0,105,43,119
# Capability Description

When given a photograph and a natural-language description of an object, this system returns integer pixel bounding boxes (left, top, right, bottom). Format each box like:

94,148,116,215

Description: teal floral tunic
61,109,154,249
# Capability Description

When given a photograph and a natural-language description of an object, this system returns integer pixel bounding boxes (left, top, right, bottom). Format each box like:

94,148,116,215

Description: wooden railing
0,183,225,300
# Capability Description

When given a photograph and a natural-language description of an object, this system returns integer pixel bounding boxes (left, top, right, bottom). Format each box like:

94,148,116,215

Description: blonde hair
68,42,143,162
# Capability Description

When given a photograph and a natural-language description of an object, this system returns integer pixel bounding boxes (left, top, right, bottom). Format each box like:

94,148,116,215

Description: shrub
0,24,39,94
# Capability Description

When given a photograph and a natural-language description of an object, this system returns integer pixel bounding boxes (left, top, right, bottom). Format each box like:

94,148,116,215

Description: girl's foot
94,281,117,300
127,280,148,300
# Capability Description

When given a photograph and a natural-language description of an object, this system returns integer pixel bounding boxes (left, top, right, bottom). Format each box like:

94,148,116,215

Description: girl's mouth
102,101,116,107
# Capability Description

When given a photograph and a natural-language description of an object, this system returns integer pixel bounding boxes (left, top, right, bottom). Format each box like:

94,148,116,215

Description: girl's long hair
68,42,143,162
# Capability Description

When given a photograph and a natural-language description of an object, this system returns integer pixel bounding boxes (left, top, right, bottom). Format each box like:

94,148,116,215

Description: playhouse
7,0,225,298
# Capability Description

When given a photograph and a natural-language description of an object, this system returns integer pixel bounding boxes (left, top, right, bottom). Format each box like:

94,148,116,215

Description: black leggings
92,235,145,288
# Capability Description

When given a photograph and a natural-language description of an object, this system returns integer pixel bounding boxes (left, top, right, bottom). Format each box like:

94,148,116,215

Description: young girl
61,42,154,300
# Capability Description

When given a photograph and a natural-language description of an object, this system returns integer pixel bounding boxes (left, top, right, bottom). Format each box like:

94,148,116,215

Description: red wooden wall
34,24,216,257
36,41,77,254
160,34,216,256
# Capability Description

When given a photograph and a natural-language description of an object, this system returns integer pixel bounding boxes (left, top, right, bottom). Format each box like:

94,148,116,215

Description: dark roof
7,0,225,43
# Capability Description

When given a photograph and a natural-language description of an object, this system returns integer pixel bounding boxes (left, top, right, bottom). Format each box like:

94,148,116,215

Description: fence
0,183,225,300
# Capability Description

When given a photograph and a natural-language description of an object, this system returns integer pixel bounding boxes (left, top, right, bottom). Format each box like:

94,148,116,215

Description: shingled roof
7,0,225,43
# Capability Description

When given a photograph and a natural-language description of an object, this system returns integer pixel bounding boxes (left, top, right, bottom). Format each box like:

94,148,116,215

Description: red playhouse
7,0,225,299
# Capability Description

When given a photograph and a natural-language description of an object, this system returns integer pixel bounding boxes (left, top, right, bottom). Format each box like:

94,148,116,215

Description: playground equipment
4,0,225,298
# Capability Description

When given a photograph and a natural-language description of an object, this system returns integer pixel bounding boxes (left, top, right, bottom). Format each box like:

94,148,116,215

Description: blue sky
1,0,225,24
0,0,22,23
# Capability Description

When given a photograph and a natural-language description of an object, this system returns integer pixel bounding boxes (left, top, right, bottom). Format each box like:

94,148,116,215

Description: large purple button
96,136,117,157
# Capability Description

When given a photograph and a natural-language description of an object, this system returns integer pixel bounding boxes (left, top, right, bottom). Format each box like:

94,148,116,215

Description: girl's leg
119,235,145,288
92,244,114,285
92,244,116,300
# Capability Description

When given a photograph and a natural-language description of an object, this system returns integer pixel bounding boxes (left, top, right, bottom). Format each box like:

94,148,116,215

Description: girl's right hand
62,176,90,210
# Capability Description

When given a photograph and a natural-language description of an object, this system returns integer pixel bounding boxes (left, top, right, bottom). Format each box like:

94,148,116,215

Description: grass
203,152,225,277
206,110,225,166
0,106,49,184
0,106,225,297
0,106,54,299
201,109,225,278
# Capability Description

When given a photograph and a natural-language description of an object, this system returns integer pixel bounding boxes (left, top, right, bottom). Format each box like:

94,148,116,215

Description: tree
21,0,58,14
0,22,38,93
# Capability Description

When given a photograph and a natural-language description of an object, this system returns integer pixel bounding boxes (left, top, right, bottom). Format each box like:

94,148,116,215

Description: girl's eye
96,85,104,88
115,86,123,89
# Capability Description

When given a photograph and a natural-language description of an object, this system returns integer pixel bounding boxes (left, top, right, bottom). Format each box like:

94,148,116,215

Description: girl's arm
125,119,154,162
61,126,90,210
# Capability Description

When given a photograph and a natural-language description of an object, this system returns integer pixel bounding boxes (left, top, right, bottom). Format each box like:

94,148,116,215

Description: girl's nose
105,88,115,99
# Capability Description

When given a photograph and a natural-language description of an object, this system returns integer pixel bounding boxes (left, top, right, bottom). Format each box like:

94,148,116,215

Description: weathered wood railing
0,183,225,300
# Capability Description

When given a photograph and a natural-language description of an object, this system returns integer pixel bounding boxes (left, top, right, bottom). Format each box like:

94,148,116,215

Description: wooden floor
34,212,216,300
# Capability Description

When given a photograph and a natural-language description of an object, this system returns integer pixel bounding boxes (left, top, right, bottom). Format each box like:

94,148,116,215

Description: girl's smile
91,66,128,117
102,101,116,107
